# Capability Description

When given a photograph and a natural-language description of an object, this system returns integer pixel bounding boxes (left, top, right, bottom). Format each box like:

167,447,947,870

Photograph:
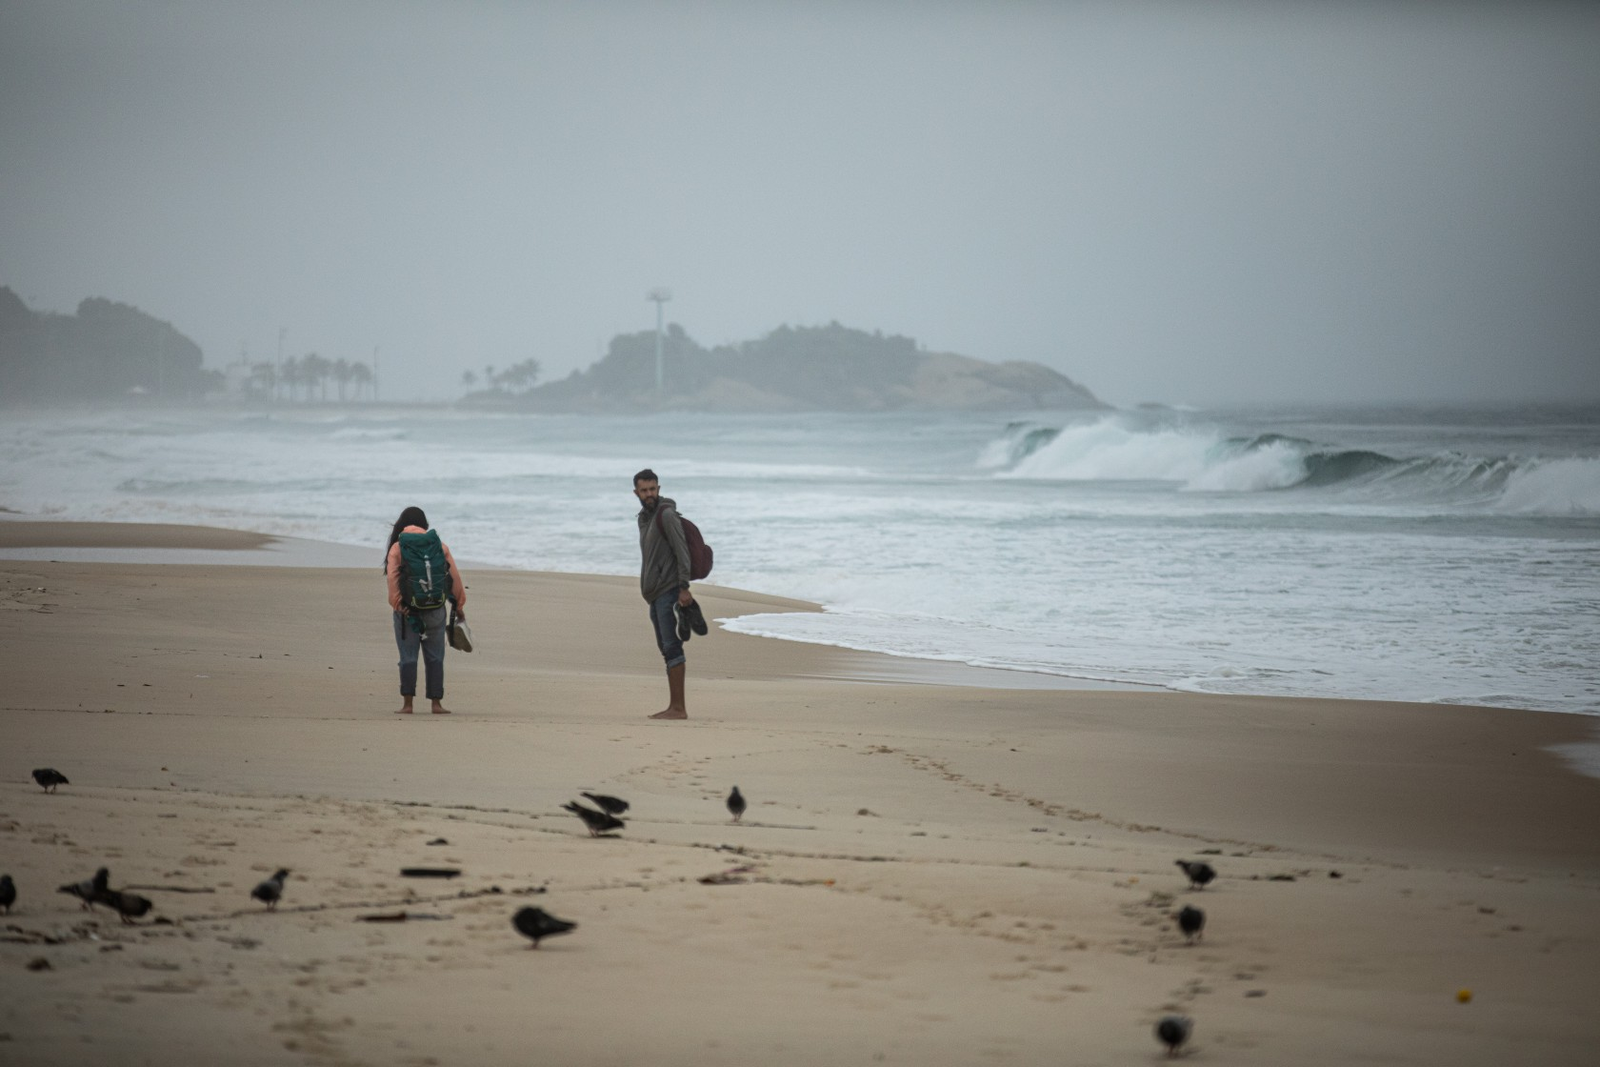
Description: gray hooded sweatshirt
638,496,692,603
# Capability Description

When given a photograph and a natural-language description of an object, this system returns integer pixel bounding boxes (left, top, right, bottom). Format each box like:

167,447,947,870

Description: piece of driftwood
123,884,216,894
399,867,461,879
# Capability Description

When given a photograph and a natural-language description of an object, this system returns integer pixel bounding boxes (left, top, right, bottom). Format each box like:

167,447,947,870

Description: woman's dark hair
384,506,429,571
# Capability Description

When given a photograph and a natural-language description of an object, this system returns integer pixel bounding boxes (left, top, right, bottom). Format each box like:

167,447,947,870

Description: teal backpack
397,529,452,612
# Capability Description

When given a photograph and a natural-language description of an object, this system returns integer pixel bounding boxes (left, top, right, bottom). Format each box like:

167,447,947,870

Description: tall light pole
648,288,672,392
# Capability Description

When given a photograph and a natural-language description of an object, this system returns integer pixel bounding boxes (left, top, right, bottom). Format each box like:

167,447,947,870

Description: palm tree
499,358,541,394
349,361,373,401
333,358,354,402
301,353,333,402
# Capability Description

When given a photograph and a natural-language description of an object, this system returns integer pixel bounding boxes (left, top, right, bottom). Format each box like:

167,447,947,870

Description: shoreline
0,519,1155,693
3,524,1599,1064
0,518,1568,708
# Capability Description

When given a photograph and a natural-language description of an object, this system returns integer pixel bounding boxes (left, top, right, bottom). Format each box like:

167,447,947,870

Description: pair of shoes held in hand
676,598,709,642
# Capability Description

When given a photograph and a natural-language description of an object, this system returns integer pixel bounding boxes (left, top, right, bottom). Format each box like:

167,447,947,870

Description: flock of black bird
17,770,741,953
1152,859,1220,1055
20,765,1220,1055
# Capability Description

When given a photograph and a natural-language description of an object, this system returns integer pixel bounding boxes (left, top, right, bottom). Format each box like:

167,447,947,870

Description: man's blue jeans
394,606,447,700
648,588,686,670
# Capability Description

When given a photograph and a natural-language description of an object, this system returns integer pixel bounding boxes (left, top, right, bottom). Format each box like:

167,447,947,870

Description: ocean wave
984,414,1596,509
996,417,1212,481
1183,437,1308,492
976,422,1061,468
328,427,410,441
1494,457,1600,516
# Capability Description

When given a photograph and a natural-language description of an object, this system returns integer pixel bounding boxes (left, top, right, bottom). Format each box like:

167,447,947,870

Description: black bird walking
1176,904,1205,943
95,887,153,925
0,874,15,914
562,801,624,837
512,906,576,948
1155,1015,1192,1056
58,867,109,910
116,891,153,924
1175,859,1216,890
580,792,630,816
252,869,290,910
32,768,68,793
726,785,746,823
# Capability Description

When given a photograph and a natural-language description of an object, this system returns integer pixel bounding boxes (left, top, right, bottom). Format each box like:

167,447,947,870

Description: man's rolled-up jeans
648,588,686,670
394,606,447,700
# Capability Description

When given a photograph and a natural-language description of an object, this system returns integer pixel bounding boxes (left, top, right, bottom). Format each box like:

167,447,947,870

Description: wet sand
2,522,1598,1065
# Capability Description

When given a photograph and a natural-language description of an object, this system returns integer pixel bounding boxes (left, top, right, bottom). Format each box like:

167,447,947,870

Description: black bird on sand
58,867,110,910
562,801,625,837
726,785,746,823
252,869,290,910
32,768,69,793
0,874,15,914
94,887,153,925
1175,859,1216,890
1176,904,1205,943
1155,1014,1193,1056
580,792,630,816
512,906,576,948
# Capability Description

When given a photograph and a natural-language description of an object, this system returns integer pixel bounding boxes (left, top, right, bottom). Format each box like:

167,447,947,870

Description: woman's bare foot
396,700,415,714
430,701,452,715
649,707,687,720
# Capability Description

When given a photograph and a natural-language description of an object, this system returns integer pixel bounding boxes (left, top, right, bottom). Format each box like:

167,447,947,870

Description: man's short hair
633,468,659,487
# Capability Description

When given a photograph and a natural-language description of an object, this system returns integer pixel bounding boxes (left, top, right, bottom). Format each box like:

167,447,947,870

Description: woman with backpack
384,506,467,714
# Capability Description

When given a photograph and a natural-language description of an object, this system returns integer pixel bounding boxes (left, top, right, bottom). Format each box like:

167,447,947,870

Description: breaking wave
985,414,1599,513
1496,457,1600,515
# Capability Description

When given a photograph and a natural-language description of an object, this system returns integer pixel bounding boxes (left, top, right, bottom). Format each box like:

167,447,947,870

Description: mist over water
4,2,1599,408
2,405,1596,715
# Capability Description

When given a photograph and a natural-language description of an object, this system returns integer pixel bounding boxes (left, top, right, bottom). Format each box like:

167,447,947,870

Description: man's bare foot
649,707,687,720
430,702,452,715
396,703,415,714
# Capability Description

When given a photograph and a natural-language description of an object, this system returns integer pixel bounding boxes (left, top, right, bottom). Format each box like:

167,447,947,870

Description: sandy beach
3,521,1599,1066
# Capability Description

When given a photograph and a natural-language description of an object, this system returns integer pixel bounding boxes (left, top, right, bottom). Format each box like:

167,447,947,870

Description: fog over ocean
3,405,1596,715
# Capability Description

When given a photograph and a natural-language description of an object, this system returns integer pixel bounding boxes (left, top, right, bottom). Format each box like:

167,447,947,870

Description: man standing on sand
634,469,693,719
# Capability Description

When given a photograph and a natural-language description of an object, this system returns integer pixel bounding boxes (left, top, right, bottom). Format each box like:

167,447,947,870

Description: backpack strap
654,506,687,587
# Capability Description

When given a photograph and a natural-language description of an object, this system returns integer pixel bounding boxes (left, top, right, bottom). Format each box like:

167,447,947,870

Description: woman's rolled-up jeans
394,606,447,700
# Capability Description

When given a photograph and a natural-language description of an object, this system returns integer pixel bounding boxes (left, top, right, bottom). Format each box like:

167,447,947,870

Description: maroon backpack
657,507,714,580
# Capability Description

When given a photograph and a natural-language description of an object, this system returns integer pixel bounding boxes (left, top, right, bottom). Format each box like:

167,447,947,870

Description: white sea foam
1000,416,1215,481
1546,739,1600,781
1495,457,1600,516
1182,439,1306,492
328,427,410,441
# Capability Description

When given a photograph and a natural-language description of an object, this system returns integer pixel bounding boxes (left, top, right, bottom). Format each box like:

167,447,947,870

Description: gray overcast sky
2,0,1597,406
